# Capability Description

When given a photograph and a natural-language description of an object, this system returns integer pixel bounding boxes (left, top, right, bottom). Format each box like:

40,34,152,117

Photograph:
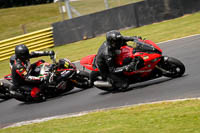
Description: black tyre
12,86,45,103
14,96,29,102
79,70,90,78
160,57,185,78
0,80,12,100
75,70,90,89
0,93,11,100
14,90,47,103
63,81,75,92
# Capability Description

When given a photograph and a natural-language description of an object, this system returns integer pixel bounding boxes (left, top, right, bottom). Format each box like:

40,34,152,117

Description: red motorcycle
80,38,185,91
0,56,90,102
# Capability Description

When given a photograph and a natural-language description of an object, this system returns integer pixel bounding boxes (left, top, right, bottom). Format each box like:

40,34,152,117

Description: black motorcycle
0,56,90,102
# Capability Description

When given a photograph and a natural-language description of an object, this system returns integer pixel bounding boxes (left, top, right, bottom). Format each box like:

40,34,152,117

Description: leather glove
116,34,122,40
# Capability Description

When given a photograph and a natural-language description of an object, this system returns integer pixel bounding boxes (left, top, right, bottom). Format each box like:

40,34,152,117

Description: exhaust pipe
94,81,112,88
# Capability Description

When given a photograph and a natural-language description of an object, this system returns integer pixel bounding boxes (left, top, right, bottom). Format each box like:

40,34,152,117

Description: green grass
0,11,200,78
0,0,141,41
1,99,200,133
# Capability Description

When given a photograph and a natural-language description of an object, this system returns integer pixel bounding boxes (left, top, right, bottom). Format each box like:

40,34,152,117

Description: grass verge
0,11,200,78
1,99,200,133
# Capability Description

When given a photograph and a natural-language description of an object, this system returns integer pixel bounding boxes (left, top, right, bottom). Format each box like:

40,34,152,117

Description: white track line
158,34,200,44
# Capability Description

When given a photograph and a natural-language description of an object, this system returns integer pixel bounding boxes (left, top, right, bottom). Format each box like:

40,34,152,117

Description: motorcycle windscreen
143,40,162,53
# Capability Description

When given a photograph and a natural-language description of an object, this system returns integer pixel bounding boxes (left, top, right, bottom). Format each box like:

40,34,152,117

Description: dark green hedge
0,0,54,9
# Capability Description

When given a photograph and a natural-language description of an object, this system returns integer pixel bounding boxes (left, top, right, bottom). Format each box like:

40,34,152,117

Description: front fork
155,56,171,74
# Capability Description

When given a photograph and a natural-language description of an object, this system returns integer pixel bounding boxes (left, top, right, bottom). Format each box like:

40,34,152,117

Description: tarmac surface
0,35,200,128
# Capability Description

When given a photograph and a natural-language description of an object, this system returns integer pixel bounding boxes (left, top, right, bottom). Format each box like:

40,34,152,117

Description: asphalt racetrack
0,35,200,128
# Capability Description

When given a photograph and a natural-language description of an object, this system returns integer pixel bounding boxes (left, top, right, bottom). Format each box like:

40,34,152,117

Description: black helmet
106,30,122,49
15,44,30,61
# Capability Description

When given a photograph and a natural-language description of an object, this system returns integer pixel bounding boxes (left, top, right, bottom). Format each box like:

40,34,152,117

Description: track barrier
0,27,54,61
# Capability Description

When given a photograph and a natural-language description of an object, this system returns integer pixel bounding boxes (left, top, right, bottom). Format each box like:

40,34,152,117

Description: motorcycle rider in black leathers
10,44,55,100
95,30,140,91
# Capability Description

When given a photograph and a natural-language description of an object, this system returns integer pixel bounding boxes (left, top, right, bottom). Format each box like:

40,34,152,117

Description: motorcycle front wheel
0,80,12,100
72,70,90,89
160,57,185,78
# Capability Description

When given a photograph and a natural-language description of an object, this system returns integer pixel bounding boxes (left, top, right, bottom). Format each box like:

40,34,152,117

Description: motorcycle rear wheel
0,93,11,100
161,57,185,78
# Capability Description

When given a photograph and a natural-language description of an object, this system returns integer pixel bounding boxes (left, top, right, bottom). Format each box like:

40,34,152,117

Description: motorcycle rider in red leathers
9,44,55,100
94,30,142,91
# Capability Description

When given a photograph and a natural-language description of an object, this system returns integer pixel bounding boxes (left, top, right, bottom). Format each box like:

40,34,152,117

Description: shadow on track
47,88,91,101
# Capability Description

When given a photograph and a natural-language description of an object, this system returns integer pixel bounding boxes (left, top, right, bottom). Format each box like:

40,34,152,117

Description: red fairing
80,54,99,71
116,46,135,66
31,87,40,98
125,52,161,76
116,43,162,77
